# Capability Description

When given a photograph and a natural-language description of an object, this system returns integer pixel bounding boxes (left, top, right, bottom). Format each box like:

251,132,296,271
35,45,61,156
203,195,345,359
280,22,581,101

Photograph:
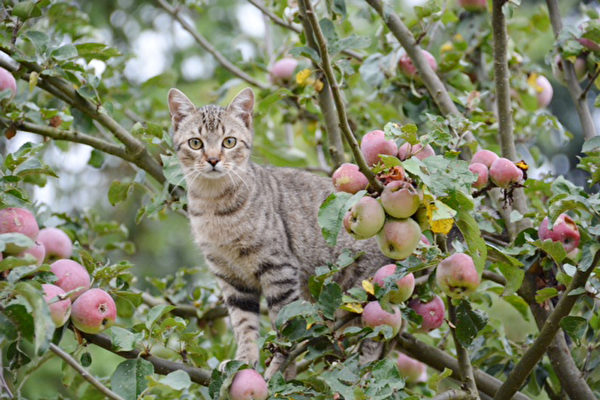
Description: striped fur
168,88,389,370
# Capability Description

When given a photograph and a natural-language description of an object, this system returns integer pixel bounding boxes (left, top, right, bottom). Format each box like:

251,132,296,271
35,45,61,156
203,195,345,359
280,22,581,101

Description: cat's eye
222,137,237,149
188,138,204,150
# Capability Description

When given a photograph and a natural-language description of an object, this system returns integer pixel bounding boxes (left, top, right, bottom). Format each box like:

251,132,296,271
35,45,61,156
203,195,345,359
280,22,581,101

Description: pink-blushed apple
50,259,91,299
42,283,71,327
70,288,117,334
398,50,438,77
376,218,421,260
0,67,17,98
469,162,489,189
269,58,298,84
229,369,268,400
397,353,428,384
458,0,487,12
37,227,73,259
397,143,435,161
19,241,45,266
435,253,480,298
534,75,553,108
380,181,422,219
409,295,445,332
538,213,580,253
361,301,403,335
332,163,369,194
420,234,431,246
489,157,523,188
0,208,40,248
553,55,587,83
373,264,415,303
360,130,398,166
343,196,386,240
470,149,498,168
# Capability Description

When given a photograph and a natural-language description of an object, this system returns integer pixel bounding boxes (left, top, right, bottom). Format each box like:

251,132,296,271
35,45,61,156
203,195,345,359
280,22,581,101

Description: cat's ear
168,88,196,130
227,88,254,129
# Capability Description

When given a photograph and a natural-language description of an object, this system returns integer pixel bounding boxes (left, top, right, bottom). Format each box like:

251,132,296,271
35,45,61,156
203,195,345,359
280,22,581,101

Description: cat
167,87,390,377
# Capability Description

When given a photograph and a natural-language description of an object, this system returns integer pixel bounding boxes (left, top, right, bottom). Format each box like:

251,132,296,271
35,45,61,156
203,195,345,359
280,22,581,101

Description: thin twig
493,251,600,399
49,343,125,400
545,0,597,140
580,67,600,101
432,389,472,400
299,0,382,191
157,0,270,90
447,299,479,398
138,291,228,320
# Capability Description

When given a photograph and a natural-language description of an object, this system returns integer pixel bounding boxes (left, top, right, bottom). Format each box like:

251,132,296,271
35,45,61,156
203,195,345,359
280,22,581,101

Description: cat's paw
264,352,286,380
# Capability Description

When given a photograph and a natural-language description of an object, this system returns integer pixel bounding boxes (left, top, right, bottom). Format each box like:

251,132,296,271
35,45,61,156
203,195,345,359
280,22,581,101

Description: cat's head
167,88,254,180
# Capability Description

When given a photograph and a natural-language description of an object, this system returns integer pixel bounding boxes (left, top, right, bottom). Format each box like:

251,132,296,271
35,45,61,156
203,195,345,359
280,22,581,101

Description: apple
409,296,445,332
269,58,298,84
42,283,71,327
380,181,422,219
489,157,523,188
468,162,489,189
373,264,415,303
37,227,73,260
360,130,399,166
343,197,386,240
332,163,369,194
435,253,480,299
397,143,435,161
0,208,40,251
398,50,438,77
20,241,46,266
470,149,498,168
229,369,268,400
50,259,91,299
397,353,427,384
538,213,580,253
361,301,403,335
0,67,17,98
70,288,117,334
534,75,553,108
553,55,587,83
458,0,487,12
376,218,421,260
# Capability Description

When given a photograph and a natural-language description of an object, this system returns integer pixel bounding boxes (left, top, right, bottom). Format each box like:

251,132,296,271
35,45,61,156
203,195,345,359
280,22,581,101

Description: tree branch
299,0,382,191
157,0,270,90
432,389,472,400
78,331,212,386
493,251,600,399
49,343,125,400
138,291,228,320
447,300,478,397
545,0,597,141
396,333,531,400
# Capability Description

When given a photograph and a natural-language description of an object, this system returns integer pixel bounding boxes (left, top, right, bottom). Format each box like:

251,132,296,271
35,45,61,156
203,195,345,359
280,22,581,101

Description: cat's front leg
216,277,261,367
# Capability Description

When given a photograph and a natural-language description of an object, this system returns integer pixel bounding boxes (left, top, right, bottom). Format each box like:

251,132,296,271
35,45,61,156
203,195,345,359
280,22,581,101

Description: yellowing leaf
314,79,324,92
340,303,364,314
431,218,454,234
362,280,374,295
528,73,543,93
296,69,312,86
440,42,453,52
425,197,456,234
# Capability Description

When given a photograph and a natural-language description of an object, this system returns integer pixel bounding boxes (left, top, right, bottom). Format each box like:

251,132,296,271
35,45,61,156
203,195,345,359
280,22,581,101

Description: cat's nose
207,157,220,167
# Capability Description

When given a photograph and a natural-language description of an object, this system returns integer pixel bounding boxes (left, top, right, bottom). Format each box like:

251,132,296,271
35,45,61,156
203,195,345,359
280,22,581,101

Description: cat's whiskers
227,167,251,193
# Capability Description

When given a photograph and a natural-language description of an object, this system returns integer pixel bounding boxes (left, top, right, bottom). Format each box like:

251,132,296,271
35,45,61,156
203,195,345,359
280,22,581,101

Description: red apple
469,162,489,189
37,227,73,260
42,283,71,327
0,208,40,251
229,369,268,400
343,197,386,240
398,50,438,77
50,259,91,299
380,181,422,219
71,288,117,334
409,296,445,332
376,218,421,260
373,264,415,303
360,130,398,166
269,58,298,84
332,163,369,194
0,67,17,98
538,213,580,253
397,143,435,161
397,353,427,384
489,157,523,188
471,149,498,168
435,253,480,298
19,241,45,266
361,301,403,335
534,75,553,108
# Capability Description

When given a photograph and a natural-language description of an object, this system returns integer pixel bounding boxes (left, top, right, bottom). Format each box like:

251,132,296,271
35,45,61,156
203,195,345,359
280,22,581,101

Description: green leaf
0,233,35,254
536,239,567,266
318,282,343,320
497,262,524,295
145,304,175,331
275,300,320,329
317,190,365,246
160,154,186,188
156,370,191,391
503,294,530,320
3,303,34,342
12,1,42,19
108,326,141,352
80,352,92,367
560,316,587,343
289,46,321,63
455,301,487,347
582,136,600,153
14,281,55,355
110,359,154,400
51,44,78,60
535,287,558,304
107,181,132,206
88,149,104,168
448,191,487,274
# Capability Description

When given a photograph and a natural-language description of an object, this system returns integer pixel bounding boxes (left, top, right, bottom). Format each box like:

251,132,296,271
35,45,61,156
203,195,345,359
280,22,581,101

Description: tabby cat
167,87,389,376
